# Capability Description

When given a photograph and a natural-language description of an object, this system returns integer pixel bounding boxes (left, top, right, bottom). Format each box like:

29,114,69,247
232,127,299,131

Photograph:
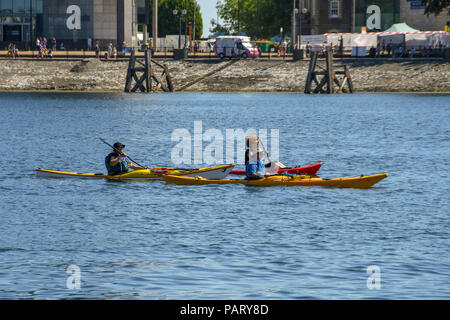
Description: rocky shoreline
0,57,449,93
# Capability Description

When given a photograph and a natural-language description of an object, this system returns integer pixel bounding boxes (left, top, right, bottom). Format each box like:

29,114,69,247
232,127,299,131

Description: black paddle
256,137,288,176
100,138,198,171
100,138,149,169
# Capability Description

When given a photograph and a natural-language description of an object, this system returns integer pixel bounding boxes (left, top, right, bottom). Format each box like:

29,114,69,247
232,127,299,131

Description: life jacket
245,149,266,179
105,153,130,175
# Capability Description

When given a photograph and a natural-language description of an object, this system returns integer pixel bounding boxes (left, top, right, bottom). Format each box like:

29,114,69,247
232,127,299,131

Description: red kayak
229,162,322,176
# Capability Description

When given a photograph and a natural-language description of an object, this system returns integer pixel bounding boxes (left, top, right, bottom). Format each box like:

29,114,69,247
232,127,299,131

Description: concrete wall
117,0,136,48
41,0,94,47
399,0,448,31
93,0,117,45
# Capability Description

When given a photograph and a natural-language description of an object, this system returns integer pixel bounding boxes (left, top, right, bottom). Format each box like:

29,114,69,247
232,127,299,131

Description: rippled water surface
1,92,449,299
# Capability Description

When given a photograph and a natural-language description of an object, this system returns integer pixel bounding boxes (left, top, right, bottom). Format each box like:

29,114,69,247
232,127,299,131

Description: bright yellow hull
36,164,235,180
163,173,388,189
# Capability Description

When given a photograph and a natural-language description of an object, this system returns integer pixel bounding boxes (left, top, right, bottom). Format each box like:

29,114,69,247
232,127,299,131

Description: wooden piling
304,52,317,94
145,50,151,93
304,48,353,94
124,49,136,92
124,48,174,93
325,49,333,94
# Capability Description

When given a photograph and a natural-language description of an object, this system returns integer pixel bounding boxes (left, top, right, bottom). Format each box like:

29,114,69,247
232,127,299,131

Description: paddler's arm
263,152,272,167
129,163,146,170
109,152,127,167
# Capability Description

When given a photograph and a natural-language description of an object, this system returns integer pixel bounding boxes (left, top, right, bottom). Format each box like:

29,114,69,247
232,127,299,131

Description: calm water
1,92,449,299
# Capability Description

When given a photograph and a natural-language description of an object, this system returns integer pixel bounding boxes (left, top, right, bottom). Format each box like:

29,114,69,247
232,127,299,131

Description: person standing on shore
306,41,311,58
387,39,392,57
95,41,100,58
107,43,113,59
36,38,41,57
14,44,19,58
149,39,154,56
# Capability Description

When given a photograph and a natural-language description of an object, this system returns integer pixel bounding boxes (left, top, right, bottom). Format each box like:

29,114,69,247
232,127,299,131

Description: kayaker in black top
105,141,145,175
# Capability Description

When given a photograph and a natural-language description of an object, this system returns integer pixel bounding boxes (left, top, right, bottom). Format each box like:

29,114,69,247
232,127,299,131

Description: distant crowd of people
368,39,446,58
3,35,448,60
4,36,129,60
35,37,57,58
7,43,19,58
298,37,447,59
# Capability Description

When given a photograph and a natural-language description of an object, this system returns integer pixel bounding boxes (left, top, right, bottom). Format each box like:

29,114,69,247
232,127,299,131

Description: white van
214,36,259,59
197,40,214,53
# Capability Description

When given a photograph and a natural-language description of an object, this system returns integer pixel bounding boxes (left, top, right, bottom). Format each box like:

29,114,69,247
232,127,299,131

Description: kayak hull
36,164,235,180
163,173,388,189
229,162,322,176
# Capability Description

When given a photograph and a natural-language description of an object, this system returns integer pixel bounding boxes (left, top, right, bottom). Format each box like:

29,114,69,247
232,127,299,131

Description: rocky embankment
0,57,449,92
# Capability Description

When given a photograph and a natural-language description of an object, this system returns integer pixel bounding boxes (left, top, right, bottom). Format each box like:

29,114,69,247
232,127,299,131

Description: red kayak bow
229,162,322,176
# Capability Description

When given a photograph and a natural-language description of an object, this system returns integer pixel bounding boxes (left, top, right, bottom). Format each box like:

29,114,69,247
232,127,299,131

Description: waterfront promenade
0,50,448,93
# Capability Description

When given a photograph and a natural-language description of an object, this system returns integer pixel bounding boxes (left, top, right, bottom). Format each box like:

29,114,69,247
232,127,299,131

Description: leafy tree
213,0,293,39
150,0,203,38
421,0,450,15
209,18,230,35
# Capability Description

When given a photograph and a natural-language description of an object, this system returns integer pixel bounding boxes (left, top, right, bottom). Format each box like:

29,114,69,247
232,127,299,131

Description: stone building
355,0,448,32
308,0,354,34
0,0,139,50
297,0,448,36
399,0,448,31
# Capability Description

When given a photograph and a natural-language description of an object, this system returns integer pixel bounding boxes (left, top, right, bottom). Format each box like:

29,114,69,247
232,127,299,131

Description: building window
330,0,339,18
0,0,13,15
13,0,25,15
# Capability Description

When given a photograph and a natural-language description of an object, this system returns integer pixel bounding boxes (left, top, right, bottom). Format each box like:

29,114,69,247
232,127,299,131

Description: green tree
213,0,293,39
209,17,230,35
421,0,450,15
150,0,203,38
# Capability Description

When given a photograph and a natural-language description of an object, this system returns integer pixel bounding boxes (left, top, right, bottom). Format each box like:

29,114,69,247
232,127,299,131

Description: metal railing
1,45,447,60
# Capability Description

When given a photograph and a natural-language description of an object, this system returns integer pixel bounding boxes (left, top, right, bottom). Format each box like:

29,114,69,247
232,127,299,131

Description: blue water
1,92,449,299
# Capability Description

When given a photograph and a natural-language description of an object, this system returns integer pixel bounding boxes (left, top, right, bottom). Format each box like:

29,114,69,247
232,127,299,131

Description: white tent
383,23,420,33
300,35,327,51
378,33,405,47
404,32,450,49
351,33,378,47
326,33,352,50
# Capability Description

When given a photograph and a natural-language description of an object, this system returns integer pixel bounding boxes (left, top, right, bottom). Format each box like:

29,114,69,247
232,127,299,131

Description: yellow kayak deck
163,173,388,188
36,164,235,180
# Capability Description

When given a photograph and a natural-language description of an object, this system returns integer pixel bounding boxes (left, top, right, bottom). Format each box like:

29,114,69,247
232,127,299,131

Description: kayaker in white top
245,136,271,179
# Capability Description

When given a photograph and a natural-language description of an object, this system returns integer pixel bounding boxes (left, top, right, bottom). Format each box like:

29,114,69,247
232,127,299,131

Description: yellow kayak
163,173,388,189
36,164,235,180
